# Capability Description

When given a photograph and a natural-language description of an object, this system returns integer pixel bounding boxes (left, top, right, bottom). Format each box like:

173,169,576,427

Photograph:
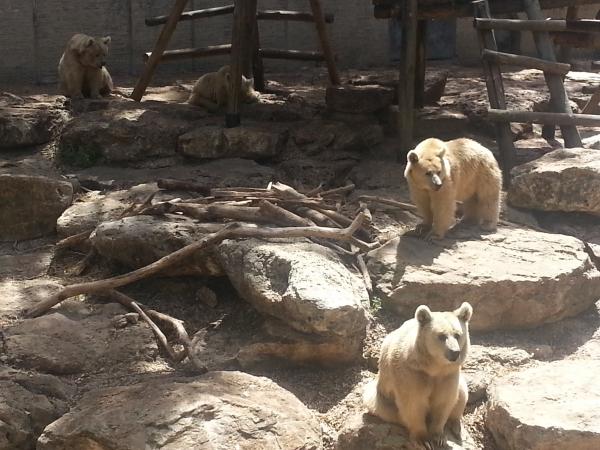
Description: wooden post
252,16,265,92
131,0,189,102
397,0,418,161
473,0,516,187
523,0,581,147
227,0,258,128
558,6,579,62
308,0,340,85
414,20,428,108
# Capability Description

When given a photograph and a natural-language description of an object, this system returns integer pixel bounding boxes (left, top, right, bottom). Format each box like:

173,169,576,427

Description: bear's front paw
446,418,462,441
404,223,431,238
427,433,446,449
423,230,445,242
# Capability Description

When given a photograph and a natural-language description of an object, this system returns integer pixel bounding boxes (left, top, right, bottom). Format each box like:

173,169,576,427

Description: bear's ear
415,305,432,325
86,37,95,48
454,302,473,323
407,151,419,164
102,36,111,46
437,145,446,158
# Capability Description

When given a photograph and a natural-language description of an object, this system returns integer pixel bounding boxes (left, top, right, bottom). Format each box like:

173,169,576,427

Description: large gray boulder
487,360,600,450
508,148,600,215
90,215,224,277
367,226,600,331
0,94,69,149
37,371,323,450
217,238,370,364
58,100,206,166
0,366,74,450
178,124,288,159
0,174,73,241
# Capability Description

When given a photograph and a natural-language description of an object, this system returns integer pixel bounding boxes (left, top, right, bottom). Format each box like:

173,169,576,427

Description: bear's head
219,65,255,100
403,138,451,192
415,302,472,366
77,36,111,70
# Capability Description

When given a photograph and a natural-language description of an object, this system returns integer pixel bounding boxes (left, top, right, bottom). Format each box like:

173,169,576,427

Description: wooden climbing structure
371,0,600,173
131,0,340,128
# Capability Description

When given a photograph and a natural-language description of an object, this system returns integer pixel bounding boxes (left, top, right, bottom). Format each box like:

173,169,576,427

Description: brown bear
187,65,259,112
404,137,502,240
363,302,473,449
58,33,113,99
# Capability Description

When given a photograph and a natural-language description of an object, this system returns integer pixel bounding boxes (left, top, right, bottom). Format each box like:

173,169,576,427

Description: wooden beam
131,0,189,102
260,48,325,61
488,108,600,126
257,9,334,23
145,5,234,26
475,18,600,33
227,0,257,128
143,44,232,62
523,0,581,147
558,6,579,62
473,0,516,187
397,0,418,161
481,49,571,75
309,0,340,85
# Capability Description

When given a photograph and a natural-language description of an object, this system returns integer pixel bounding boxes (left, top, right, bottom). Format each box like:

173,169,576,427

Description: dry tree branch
25,214,366,318
356,195,419,213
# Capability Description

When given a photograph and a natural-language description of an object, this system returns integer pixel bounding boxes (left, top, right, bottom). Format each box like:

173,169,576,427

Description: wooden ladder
130,0,340,108
473,0,600,186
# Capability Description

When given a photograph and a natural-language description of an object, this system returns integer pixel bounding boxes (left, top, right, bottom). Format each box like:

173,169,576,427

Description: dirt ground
3,62,600,449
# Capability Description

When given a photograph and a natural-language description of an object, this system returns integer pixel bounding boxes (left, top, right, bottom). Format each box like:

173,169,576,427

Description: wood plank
523,0,581,147
473,0,516,187
482,49,571,75
397,0,418,161
145,5,234,26
257,10,334,23
309,0,340,85
475,18,600,33
131,0,189,102
143,44,232,62
260,48,325,61
488,108,600,126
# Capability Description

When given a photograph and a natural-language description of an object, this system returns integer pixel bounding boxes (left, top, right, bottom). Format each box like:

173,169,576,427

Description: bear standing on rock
363,302,473,449
404,137,502,240
58,33,113,99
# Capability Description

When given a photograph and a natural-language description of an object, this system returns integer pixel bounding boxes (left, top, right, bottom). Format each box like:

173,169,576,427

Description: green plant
58,141,103,168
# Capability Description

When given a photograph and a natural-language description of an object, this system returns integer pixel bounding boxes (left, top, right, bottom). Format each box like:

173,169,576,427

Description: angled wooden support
145,5,234,26
475,17,600,33
523,0,581,147
131,0,189,102
309,0,340,85
481,49,571,75
473,0,516,187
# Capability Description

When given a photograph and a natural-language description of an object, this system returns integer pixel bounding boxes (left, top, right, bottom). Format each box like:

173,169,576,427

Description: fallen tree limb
157,178,211,195
55,230,93,250
25,214,366,318
357,195,419,213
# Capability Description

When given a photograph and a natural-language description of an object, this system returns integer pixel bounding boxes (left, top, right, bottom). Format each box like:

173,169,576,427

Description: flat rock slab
217,238,369,338
58,100,207,166
91,215,224,277
509,148,600,215
336,414,473,450
0,94,69,149
4,303,156,375
179,124,288,159
326,85,394,114
487,360,600,450
37,371,322,450
0,279,63,323
367,226,600,331
0,366,74,450
0,174,73,241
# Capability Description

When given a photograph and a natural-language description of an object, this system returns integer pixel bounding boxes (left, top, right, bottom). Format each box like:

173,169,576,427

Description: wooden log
131,0,189,101
523,0,581,148
414,20,427,108
144,44,231,62
257,9,334,23
475,18,600,33
227,0,257,128
487,108,600,126
260,48,325,61
482,49,571,75
145,5,234,26
157,179,211,195
252,16,265,92
473,0,516,187
309,0,341,85
397,0,418,161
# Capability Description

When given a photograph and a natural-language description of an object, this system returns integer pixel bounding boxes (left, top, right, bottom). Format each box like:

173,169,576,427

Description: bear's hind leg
476,187,500,232
460,196,480,226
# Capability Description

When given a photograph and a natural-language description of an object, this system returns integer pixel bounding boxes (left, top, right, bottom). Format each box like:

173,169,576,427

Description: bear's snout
446,349,461,362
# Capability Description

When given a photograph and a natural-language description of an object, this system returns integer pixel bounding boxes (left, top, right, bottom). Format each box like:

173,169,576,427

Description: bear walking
363,302,473,449
58,33,113,99
404,137,502,240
